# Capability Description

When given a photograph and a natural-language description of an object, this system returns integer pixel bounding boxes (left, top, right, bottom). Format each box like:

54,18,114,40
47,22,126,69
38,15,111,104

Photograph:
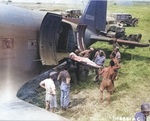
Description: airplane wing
90,35,150,47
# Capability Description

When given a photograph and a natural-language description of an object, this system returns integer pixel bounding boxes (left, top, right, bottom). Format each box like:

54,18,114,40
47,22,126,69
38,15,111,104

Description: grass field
17,3,150,121
62,5,150,121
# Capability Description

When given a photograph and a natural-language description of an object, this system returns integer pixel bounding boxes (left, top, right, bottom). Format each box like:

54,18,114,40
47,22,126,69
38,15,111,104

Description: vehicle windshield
109,26,116,32
109,21,117,24
116,28,125,33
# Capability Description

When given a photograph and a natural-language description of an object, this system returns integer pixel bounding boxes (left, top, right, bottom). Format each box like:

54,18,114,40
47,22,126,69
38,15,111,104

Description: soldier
39,72,57,113
57,68,71,111
78,47,94,58
134,103,150,121
114,46,121,63
110,51,121,80
99,60,121,104
93,51,106,82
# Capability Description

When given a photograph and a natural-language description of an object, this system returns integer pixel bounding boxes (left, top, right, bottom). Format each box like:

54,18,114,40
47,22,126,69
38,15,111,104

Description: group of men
39,46,150,120
72,47,121,104
39,67,71,113
39,46,121,112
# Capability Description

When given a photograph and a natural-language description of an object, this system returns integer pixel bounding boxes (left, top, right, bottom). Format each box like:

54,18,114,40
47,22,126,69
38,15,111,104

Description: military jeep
101,21,142,49
111,13,138,27
61,9,82,18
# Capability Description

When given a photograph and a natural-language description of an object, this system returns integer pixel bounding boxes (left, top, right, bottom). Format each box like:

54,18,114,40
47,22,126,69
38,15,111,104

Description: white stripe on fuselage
85,14,95,21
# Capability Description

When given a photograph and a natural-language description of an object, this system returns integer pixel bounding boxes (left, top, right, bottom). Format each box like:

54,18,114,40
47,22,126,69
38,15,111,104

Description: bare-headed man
110,51,121,80
57,68,71,111
114,47,121,63
99,60,121,104
40,72,57,113
78,47,94,58
94,51,106,82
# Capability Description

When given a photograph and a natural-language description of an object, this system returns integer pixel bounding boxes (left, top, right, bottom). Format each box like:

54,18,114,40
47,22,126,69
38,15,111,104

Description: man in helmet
134,103,150,121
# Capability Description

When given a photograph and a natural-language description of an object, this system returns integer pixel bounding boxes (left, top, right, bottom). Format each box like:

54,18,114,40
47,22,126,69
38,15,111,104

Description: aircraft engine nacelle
39,13,76,66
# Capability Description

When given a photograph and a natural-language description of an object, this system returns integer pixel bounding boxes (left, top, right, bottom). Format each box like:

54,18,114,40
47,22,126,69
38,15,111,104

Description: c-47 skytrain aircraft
0,0,149,120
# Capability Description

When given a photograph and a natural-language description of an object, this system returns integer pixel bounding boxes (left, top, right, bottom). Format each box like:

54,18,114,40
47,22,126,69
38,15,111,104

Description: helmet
49,71,58,79
141,103,150,112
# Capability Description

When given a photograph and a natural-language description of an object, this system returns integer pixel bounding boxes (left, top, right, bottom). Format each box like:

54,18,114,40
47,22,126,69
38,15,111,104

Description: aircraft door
39,13,62,65
57,22,75,52
76,24,87,51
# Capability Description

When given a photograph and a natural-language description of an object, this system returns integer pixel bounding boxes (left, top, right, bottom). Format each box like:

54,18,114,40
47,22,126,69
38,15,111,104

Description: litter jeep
61,9,82,18
101,21,142,49
111,13,138,27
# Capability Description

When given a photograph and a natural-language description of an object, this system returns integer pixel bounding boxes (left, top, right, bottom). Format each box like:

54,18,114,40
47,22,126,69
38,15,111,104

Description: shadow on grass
94,47,150,62
69,98,86,108
111,82,130,101
113,82,130,93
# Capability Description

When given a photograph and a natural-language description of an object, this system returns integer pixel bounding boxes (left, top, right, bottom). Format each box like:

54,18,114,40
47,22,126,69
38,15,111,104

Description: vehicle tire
133,20,138,27
128,34,138,42
121,45,129,49
136,34,142,42
132,35,137,41
128,34,134,41
127,24,130,26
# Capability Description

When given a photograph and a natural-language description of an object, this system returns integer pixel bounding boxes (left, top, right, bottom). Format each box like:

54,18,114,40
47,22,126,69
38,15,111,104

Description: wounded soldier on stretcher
69,52,102,69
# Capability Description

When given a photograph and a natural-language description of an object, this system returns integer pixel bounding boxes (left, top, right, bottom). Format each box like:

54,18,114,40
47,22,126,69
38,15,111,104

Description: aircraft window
2,38,14,49
28,40,37,49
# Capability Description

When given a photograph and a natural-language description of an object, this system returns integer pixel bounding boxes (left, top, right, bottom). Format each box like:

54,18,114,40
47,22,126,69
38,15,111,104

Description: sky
0,0,150,4
0,0,89,4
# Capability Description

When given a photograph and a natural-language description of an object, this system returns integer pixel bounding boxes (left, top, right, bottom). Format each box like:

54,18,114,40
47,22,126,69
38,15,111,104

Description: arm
114,59,121,69
99,68,105,75
94,51,99,58
66,77,71,84
57,71,62,80
39,80,46,89
79,50,88,56
53,89,56,95
51,81,56,95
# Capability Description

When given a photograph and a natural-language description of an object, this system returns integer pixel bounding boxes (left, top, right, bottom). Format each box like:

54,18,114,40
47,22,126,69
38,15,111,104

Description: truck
101,17,142,48
61,9,82,18
110,13,138,27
